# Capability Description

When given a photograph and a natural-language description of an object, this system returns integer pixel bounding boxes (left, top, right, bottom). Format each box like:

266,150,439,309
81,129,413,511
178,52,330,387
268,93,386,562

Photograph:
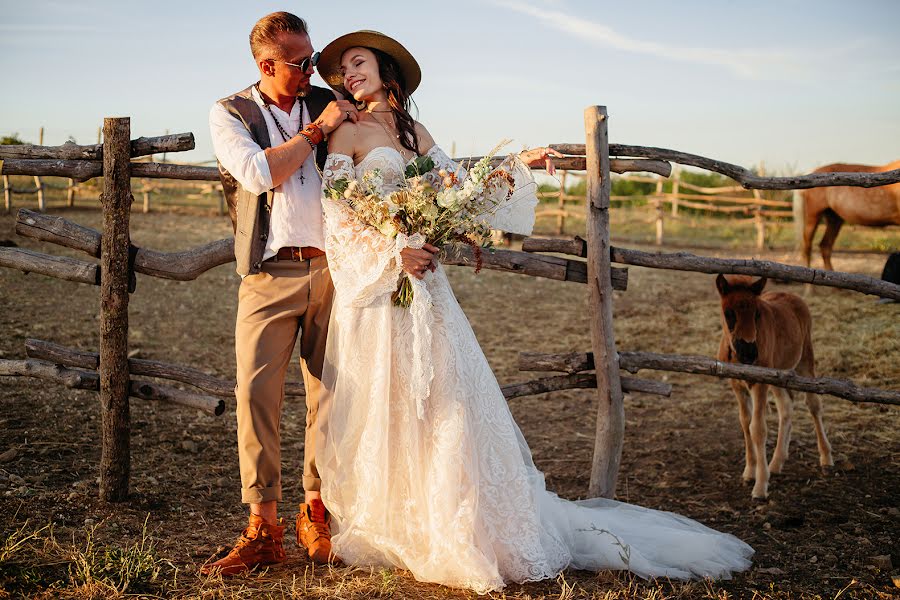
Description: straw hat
317,30,421,95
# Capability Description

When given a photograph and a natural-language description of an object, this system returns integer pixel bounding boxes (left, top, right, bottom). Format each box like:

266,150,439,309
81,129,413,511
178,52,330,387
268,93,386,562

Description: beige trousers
234,255,333,504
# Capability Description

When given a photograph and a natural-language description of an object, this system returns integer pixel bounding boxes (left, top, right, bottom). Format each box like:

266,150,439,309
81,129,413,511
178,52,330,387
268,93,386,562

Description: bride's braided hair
368,47,421,156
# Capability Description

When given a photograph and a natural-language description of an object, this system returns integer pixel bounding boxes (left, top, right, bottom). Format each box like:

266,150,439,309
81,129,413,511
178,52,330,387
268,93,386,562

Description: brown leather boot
296,499,336,564
200,514,286,576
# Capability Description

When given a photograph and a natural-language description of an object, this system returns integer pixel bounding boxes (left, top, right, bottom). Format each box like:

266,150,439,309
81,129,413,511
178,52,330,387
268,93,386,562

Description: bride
313,30,753,593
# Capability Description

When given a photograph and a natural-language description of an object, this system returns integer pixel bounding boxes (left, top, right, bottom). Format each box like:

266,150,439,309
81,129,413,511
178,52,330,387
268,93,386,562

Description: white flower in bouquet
363,169,384,196
436,188,459,210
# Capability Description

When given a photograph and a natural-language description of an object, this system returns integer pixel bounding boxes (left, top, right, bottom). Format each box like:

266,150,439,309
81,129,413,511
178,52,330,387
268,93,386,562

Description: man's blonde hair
249,12,308,59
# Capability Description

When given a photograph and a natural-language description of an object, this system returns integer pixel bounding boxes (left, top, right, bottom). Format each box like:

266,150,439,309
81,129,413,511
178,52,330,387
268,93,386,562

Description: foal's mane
720,275,757,291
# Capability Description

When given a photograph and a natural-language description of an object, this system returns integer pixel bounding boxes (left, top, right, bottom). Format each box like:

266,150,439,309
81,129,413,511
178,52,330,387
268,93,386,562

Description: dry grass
0,206,897,599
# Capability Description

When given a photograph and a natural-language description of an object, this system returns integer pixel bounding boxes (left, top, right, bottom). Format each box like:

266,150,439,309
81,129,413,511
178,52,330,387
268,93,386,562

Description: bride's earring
355,100,367,111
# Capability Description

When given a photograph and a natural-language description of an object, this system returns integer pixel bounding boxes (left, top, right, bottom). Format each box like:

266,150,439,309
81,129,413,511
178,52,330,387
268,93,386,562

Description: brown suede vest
217,84,333,276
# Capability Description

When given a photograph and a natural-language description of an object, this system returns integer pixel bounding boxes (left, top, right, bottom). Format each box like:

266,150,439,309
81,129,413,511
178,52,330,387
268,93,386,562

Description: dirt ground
0,208,897,599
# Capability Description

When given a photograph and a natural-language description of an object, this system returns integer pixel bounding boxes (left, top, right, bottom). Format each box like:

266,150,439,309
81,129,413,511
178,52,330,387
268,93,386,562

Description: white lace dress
317,146,753,594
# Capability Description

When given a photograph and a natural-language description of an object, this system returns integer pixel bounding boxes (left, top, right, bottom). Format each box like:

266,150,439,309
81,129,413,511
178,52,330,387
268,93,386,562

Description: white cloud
491,0,821,81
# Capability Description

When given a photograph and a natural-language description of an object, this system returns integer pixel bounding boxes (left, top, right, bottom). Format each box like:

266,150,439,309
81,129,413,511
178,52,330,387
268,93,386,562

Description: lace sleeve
321,153,414,307
485,154,538,236
423,145,537,236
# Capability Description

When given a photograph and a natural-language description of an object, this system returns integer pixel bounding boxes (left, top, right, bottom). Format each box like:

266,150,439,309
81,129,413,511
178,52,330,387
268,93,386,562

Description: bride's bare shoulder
328,121,359,155
414,121,436,153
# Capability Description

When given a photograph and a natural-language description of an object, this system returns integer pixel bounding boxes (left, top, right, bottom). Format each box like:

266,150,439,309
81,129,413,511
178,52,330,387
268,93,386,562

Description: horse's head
715,274,767,365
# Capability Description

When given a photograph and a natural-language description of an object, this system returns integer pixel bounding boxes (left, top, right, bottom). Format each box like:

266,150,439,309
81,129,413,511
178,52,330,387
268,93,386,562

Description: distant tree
612,178,655,196
0,134,26,145
562,178,656,197
568,179,586,197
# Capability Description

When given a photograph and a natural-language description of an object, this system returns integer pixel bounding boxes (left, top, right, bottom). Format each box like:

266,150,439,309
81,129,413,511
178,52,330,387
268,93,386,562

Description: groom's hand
316,100,359,135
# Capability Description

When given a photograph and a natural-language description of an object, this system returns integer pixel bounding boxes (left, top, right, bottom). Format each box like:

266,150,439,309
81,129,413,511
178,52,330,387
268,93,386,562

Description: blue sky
2,0,898,173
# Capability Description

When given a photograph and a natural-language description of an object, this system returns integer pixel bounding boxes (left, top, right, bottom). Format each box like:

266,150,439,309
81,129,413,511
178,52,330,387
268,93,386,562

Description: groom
202,12,359,575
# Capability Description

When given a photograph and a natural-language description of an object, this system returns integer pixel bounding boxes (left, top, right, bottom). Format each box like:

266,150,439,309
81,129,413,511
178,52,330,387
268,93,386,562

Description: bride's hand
400,244,439,279
518,147,565,176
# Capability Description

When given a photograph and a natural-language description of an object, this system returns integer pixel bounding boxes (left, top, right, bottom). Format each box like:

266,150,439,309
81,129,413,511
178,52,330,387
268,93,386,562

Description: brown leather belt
267,246,326,262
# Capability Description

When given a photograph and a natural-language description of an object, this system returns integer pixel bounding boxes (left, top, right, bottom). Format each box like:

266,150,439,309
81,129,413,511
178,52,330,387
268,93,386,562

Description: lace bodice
322,145,459,191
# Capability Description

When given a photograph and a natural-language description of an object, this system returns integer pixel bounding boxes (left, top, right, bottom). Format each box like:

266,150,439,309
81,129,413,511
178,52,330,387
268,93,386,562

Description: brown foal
715,275,834,499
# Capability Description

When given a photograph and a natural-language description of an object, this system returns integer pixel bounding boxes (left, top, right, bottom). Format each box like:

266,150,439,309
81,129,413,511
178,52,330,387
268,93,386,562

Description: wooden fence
1,126,225,214
538,167,799,249
1,112,898,502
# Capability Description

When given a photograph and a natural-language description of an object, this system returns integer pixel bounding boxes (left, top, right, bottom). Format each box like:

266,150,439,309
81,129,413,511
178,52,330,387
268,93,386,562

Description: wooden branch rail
549,144,900,190
516,351,900,406
660,193,792,208
1,159,218,182
130,163,218,181
520,237,900,300
501,372,672,400
672,181,749,194
0,246,98,285
128,380,225,415
442,243,628,290
758,209,793,218
25,338,305,398
16,209,232,281
0,358,100,389
454,155,672,177
0,133,195,161
132,239,234,281
662,199,755,214
17,209,102,255
0,358,224,415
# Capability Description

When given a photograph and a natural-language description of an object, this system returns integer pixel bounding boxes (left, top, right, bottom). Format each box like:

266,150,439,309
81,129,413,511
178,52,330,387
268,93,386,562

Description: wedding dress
316,145,753,593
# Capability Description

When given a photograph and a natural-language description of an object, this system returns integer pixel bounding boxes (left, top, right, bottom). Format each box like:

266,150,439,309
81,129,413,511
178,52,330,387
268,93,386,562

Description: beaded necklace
256,83,308,184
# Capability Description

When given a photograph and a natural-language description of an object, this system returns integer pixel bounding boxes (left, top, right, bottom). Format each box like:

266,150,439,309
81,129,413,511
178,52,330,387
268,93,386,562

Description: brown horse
715,275,833,499
799,160,900,270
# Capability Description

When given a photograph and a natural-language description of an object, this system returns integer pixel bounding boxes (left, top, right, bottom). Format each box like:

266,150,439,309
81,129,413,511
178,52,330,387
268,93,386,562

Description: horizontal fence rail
25,338,304,399
549,144,900,190
521,237,900,300
0,358,225,415
517,351,900,406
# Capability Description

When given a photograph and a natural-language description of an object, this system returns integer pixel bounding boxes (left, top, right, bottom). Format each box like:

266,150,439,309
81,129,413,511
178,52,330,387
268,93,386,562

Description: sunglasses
270,51,320,73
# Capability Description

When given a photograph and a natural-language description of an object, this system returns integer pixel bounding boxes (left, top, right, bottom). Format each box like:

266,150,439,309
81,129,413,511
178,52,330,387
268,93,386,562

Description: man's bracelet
304,122,324,145
297,131,316,150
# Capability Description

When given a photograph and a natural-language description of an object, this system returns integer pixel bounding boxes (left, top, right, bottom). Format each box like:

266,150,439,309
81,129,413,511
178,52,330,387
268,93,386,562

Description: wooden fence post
557,170,568,234
753,163,766,250
142,179,151,213
792,189,805,250
99,117,133,502
34,176,45,212
67,179,76,207
35,127,45,211
584,106,625,498
654,197,664,246
3,175,10,213
670,165,680,216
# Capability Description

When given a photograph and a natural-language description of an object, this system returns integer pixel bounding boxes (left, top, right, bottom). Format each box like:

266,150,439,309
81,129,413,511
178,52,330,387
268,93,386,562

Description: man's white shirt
209,86,329,258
